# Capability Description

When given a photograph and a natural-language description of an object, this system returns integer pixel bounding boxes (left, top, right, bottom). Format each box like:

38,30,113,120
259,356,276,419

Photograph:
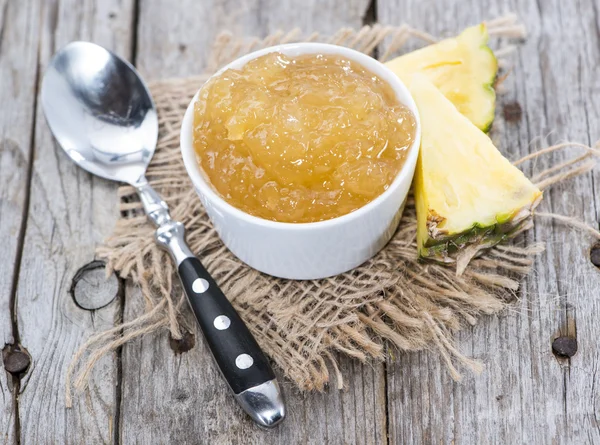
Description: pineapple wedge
410,76,542,271
385,24,497,132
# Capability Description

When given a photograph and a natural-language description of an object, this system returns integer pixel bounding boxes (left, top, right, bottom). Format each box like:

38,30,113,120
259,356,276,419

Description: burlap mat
66,15,600,403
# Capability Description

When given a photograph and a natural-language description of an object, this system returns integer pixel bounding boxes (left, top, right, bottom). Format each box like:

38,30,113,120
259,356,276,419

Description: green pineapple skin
419,217,530,261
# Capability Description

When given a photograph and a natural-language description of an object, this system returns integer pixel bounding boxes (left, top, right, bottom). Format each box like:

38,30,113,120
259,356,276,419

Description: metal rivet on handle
192,278,209,293
235,354,254,370
213,315,231,330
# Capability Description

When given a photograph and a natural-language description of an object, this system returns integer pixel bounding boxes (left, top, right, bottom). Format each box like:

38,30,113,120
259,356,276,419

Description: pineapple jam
192,52,416,223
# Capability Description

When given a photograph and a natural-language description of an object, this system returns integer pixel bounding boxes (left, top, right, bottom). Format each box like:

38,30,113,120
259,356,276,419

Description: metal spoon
41,41,285,428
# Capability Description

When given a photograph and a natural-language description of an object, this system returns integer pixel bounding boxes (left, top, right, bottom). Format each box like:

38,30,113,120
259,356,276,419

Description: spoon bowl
41,41,157,184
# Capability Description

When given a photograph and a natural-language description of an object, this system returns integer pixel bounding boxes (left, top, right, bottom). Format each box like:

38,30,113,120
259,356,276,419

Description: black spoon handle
135,178,285,428
178,256,275,393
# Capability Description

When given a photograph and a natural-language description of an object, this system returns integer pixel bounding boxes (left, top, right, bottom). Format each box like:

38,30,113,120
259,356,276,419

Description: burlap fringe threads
65,15,600,406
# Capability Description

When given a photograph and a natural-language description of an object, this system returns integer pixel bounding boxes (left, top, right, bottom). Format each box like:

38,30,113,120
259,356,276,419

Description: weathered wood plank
0,0,42,442
136,0,374,80
121,286,386,444
378,0,600,443
12,1,135,443
120,1,388,443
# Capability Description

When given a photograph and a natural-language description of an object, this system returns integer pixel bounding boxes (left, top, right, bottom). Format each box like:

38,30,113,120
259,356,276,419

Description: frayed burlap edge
65,15,600,406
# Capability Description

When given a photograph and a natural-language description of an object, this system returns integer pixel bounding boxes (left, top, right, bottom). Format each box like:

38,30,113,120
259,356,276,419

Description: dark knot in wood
503,101,522,123
2,344,31,375
169,330,195,354
69,260,121,311
590,242,600,268
552,336,578,358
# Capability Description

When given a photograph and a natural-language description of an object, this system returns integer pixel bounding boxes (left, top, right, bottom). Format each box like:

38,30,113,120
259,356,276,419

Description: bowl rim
180,42,421,231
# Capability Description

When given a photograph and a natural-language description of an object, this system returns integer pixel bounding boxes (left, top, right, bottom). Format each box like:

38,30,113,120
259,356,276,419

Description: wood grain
0,0,42,442
136,0,374,79
378,0,600,443
10,1,135,443
120,287,386,444
120,1,388,444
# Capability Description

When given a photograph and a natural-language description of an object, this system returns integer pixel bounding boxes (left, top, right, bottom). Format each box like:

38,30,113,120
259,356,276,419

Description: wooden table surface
1,0,599,443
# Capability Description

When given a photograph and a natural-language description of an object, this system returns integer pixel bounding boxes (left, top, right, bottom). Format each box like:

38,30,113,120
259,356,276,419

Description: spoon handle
135,179,285,428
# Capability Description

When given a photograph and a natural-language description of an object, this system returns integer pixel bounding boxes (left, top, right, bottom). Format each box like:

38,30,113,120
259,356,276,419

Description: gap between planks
5,10,43,445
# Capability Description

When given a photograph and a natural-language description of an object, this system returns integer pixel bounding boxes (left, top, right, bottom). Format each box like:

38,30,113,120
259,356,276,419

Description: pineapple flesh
385,24,497,132
410,76,542,270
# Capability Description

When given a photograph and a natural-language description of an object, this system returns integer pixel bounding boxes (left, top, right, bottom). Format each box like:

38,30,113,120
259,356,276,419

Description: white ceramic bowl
181,43,421,280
